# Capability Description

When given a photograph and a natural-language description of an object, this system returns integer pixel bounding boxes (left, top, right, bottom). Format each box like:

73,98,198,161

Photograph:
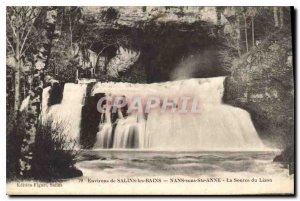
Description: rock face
80,88,104,149
274,145,294,163
79,7,225,83
79,7,294,150
223,33,294,148
106,46,140,78
83,7,220,28
273,145,294,175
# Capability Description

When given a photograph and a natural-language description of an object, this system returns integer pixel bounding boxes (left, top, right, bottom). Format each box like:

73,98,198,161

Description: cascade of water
42,77,266,151
42,83,87,141
112,113,146,149
93,99,113,148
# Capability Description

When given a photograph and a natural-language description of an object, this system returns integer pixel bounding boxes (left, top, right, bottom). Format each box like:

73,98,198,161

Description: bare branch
20,21,35,54
6,38,15,54
20,7,35,40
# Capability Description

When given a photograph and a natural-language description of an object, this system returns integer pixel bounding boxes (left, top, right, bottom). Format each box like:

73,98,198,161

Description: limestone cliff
223,32,294,148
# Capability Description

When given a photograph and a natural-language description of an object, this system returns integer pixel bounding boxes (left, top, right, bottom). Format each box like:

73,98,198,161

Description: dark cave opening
89,21,228,83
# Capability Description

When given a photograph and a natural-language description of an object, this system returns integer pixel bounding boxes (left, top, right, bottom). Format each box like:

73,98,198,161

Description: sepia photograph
5,5,295,195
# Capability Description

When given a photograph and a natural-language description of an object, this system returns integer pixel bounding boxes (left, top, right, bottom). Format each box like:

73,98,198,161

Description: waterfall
113,113,146,149
93,102,113,148
144,105,263,150
42,83,87,142
42,77,266,151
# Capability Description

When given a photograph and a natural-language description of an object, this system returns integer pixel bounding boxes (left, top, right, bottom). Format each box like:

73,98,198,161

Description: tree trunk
274,7,279,27
216,7,222,26
236,16,242,57
14,40,21,121
244,13,249,52
251,16,255,48
279,7,284,29
19,70,43,178
19,7,57,178
14,69,20,119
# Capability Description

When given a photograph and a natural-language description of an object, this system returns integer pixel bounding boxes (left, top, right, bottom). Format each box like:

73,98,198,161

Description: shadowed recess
47,82,65,107
80,87,104,148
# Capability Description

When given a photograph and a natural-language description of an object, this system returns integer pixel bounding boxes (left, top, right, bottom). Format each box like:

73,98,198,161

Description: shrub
6,112,26,180
32,119,82,181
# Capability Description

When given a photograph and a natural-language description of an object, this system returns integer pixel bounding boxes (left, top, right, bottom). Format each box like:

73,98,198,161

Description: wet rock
273,145,294,163
47,82,65,106
274,145,294,175
80,92,105,148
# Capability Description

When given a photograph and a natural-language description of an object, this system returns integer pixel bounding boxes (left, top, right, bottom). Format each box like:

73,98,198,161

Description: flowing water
94,76,264,151
42,83,87,141
76,150,290,179
42,77,266,151
40,77,293,189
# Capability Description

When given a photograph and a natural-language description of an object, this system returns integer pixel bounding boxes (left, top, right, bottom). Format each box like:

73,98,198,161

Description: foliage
6,112,27,180
218,7,291,72
6,7,42,58
47,7,83,82
6,7,45,120
101,7,119,22
31,119,82,181
48,51,79,83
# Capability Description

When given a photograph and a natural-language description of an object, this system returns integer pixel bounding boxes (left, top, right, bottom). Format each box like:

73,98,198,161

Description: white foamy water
91,76,225,104
113,113,147,149
93,110,113,148
42,83,87,142
91,76,265,151
42,77,267,151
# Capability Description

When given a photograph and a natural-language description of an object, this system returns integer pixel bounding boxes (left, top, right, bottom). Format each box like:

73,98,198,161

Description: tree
245,7,258,49
273,7,285,29
279,7,284,29
221,7,263,57
221,7,243,57
274,7,279,28
48,7,83,82
251,15,255,48
18,7,58,177
241,7,259,52
236,15,242,57
101,7,119,22
216,7,222,26
243,11,249,52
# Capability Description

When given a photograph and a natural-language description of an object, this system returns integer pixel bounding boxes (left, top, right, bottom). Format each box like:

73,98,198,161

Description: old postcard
6,6,294,195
